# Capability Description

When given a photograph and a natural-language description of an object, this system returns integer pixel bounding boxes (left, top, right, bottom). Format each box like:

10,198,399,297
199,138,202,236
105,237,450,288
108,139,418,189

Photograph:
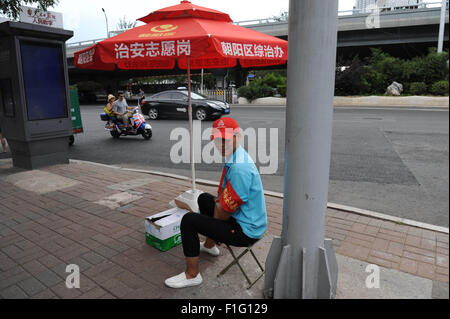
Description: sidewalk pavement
0,159,448,299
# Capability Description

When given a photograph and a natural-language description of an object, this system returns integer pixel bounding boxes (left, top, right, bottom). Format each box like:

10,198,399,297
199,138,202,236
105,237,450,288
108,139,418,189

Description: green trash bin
69,89,84,146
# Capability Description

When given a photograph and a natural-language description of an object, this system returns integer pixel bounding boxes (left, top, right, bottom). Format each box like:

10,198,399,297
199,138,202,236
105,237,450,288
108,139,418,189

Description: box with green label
145,207,189,252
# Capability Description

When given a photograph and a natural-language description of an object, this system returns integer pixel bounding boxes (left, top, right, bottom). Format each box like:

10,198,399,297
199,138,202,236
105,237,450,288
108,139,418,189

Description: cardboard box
145,207,189,252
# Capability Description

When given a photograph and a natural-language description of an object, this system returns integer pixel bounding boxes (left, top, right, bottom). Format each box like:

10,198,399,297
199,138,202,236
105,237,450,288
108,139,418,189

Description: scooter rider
113,93,134,130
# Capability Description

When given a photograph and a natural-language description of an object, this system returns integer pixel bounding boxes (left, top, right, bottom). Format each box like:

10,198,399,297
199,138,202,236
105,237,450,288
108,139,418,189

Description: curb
70,159,449,235
231,104,450,109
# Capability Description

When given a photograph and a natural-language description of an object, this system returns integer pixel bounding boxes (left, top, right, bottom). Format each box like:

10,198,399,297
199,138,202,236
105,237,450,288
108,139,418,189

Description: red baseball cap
210,117,240,140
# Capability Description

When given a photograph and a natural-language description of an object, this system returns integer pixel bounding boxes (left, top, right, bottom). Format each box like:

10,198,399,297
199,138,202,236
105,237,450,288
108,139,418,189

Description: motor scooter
100,107,152,140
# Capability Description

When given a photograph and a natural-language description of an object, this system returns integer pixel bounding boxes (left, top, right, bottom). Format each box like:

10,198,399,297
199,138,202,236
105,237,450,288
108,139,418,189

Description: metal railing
66,38,106,48
233,1,446,24
202,89,234,104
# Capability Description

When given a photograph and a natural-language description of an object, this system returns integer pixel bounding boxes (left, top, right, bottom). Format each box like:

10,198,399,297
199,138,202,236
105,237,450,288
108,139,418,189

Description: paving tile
50,281,82,299
0,285,28,299
437,247,449,256
17,277,47,297
350,223,368,234
345,235,373,249
370,249,401,264
436,233,449,244
436,254,449,268
77,286,108,299
371,238,389,251
367,256,392,269
337,242,370,260
81,251,106,265
436,241,449,249
405,235,422,248
30,288,58,299
0,266,32,290
387,241,404,256
355,215,372,225
417,262,436,280
38,255,63,268
436,266,449,275
421,230,437,241
406,227,423,237
98,278,133,298
364,225,379,236
22,259,47,275
378,233,405,244
434,273,449,283
403,251,435,265
34,269,64,287
399,258,418,274
93,245,119,259
404,245,435,258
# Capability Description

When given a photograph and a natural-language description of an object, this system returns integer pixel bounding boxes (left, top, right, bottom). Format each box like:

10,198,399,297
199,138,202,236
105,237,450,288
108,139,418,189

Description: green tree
0,0,58,20
430,80,449,96
116,15,136,30
403,48,449,88
360,48,405,94
271,10,288,22
335,56,366,95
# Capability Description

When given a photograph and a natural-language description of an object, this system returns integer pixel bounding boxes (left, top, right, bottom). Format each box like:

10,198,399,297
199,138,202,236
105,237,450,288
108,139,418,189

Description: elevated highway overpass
66,5,448,87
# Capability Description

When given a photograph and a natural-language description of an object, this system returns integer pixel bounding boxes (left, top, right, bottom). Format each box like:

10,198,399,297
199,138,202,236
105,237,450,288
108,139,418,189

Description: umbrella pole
187,58,196,192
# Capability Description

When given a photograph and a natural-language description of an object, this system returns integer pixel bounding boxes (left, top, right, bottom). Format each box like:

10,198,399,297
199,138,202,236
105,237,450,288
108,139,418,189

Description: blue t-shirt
219,146,267,239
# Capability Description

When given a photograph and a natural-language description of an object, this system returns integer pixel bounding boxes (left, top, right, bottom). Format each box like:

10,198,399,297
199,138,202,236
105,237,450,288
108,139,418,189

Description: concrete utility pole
438,0,448,53
264,0,339,299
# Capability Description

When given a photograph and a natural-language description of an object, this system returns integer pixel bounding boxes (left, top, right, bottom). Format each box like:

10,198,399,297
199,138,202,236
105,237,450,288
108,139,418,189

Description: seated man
113,93,134,129
165,117,267,288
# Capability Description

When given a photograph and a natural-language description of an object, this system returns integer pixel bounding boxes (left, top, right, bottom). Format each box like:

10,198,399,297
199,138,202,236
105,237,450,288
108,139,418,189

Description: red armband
219,181,243,213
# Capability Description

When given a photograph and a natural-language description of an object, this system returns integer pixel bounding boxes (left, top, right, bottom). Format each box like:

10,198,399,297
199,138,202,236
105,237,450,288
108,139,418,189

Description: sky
3,0,441,43
52,0,357,43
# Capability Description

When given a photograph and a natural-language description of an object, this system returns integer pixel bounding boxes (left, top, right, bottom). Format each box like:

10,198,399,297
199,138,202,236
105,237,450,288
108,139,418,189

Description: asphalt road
3,104,447,227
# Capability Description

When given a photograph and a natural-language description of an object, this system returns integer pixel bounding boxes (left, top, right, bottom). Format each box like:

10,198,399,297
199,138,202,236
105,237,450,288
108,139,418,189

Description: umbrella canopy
138,0,232,23
74,1,287,71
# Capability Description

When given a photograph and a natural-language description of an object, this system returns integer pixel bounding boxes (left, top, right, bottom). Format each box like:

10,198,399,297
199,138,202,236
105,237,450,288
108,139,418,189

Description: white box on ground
145,207,189,251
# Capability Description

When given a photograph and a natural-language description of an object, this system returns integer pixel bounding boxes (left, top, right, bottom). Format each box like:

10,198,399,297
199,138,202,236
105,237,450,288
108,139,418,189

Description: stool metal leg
217,245,265,289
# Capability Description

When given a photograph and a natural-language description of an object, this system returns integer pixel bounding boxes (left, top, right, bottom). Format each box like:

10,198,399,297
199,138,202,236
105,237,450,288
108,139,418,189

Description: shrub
237,73,286,101
335,56,366,95
430,80,449,96
262,73,285,88
237,82,273,102
276,84,287,97
403,48,449,87
360,48,405,94
408,82,427,95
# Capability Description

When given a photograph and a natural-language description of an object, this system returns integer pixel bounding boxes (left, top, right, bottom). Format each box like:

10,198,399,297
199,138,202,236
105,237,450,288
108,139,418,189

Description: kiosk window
20,41,67,121
0,78,15,118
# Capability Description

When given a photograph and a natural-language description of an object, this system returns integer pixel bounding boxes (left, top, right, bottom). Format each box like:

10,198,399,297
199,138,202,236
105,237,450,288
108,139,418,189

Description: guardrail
66,1,447,49
234,1,446,24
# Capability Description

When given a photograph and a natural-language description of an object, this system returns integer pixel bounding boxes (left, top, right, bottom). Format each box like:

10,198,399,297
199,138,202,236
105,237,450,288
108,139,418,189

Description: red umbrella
74,0,288,199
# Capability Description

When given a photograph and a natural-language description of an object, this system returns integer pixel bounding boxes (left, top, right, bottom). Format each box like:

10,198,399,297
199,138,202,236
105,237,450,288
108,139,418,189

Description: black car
141,90,230,121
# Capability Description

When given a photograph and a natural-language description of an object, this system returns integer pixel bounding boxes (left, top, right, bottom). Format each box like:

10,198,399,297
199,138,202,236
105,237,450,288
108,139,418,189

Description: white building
355,0,420,13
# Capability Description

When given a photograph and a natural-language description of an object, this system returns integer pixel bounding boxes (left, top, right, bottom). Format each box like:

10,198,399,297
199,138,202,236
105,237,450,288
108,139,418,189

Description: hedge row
238,48,449,100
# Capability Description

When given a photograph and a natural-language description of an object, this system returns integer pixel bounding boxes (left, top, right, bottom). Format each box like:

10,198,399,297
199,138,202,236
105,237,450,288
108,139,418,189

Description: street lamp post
102,8,109,38
438,0,448,53
264,0,339,299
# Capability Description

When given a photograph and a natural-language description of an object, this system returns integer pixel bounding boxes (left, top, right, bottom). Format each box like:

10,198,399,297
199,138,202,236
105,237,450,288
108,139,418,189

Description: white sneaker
165,272,203,289
200,242,220,257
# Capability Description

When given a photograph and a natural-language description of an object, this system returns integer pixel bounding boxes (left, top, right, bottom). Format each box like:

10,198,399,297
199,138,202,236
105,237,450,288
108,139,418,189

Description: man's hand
214,201,232,221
